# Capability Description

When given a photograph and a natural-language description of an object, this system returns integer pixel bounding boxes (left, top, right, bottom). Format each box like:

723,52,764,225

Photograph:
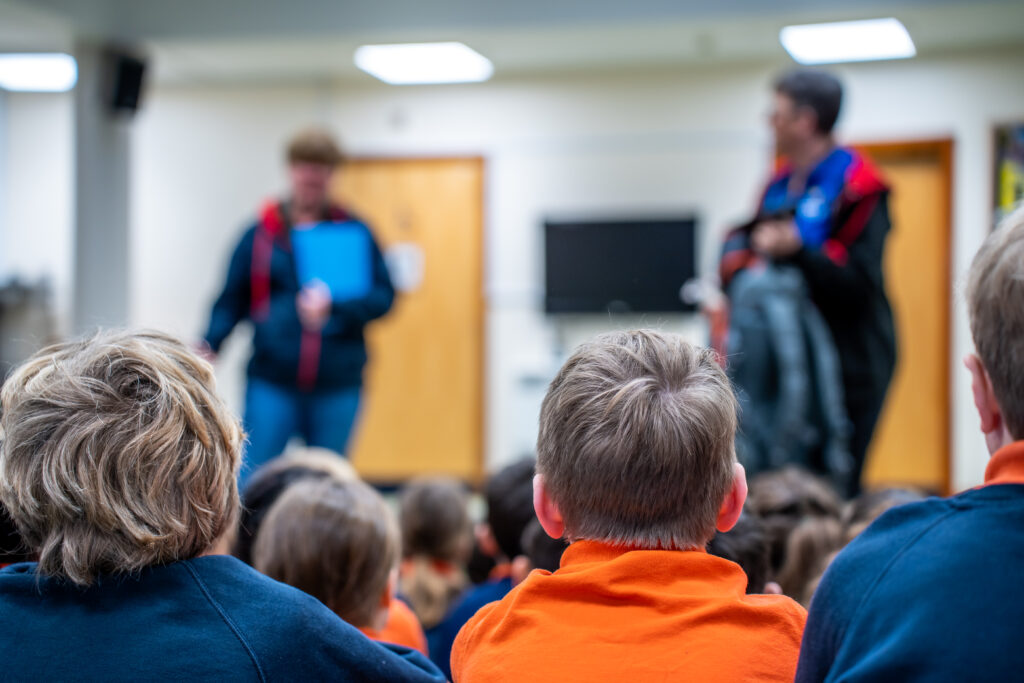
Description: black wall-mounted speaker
105,51,147,114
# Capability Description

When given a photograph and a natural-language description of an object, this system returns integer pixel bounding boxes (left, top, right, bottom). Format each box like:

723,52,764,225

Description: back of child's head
775,515,843,605
253,477,398,628
400,476,471,563
966,205,1024,440
234,447,357,564
842,487,926,543
537,330,737,549
747,466,842,575
484,458,536,560
398,477,471,628
707,512,772,594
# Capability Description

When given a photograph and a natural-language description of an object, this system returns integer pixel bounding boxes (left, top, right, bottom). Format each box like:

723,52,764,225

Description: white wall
0,91,73,335
7,47,1022,489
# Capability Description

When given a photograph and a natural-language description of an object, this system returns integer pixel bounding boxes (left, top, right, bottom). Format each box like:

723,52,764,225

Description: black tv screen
544,217,697,313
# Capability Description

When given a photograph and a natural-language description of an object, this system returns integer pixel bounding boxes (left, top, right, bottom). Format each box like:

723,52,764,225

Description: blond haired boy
796,206,1024,681
452,330,806,681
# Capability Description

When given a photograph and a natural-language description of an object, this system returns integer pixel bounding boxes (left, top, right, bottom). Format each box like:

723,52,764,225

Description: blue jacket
797,446,1024,682
204,201,394,392
0,555,444,682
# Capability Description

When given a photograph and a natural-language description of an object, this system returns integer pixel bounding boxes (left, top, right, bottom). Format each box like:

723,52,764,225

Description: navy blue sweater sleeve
325,226,395,334
205,227,256,352
795,499,952,683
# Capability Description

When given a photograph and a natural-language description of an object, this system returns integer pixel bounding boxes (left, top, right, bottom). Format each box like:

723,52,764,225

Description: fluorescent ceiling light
0,53,78,92
780,18,916,65
354,42,493,85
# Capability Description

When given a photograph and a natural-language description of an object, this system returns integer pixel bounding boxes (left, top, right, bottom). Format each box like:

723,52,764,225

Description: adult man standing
203,128,394,481
796,208,1024,682
719,70,896,495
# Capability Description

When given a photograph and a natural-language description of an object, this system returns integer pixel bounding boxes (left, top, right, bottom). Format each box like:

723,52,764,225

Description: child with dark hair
430,458,536,679
747,466,843,600
398,478,471,653
707,512,780,595
511,519,570,586
232,447,357,565
236,448,429,654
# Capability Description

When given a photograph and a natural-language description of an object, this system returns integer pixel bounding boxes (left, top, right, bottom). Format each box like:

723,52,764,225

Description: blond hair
967,206,1024,439
399,477,471,628
0,330,242,586
253,478,399,627
286,127,344,167
537,330,738,549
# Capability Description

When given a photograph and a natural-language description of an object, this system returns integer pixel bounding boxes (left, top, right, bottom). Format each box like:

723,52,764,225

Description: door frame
853,137,954,494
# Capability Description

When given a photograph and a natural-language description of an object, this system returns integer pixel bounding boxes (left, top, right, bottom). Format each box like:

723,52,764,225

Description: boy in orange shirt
452,330,806,681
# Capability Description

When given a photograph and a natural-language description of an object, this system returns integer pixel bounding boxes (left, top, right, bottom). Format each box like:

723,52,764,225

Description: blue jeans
240,378,361,486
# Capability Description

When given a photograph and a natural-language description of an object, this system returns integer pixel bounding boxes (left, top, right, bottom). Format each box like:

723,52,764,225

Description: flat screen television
544,217,697,313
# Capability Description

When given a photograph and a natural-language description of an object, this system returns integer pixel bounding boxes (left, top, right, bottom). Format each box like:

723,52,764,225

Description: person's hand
296,280,332,331
752,219,802,258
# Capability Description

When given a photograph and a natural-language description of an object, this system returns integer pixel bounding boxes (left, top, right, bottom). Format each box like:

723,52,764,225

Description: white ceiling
1,0,1022,84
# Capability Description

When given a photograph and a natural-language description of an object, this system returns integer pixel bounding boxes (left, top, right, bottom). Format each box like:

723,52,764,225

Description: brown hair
400,477,471,562
966,206,1024,439
286,127,344,167
537,330,738,549
747,466,842,576
398,477,470,628
233,447,357,565
253,478,398,627
707,512,772,594
0,330,242,586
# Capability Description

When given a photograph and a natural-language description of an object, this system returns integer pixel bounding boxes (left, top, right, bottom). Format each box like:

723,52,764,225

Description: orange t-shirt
451,540,806,682
360,599,429,656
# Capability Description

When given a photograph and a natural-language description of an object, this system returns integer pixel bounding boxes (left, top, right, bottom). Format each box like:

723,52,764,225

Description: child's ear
533,474,565,540
965,353,1010,454
716,462,748,533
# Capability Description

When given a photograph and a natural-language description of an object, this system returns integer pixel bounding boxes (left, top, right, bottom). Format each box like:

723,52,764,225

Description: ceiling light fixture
354,42,493,85
0,53,78,92
780,18,916,65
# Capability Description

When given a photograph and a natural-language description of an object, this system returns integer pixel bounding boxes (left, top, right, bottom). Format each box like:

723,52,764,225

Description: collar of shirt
984,441,1024,486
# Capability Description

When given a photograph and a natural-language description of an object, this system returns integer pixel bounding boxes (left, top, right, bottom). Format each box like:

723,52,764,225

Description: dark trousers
845,389,889,498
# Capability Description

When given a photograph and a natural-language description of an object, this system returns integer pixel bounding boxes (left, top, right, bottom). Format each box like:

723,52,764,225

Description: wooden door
332,158,485,483
857,140,952,493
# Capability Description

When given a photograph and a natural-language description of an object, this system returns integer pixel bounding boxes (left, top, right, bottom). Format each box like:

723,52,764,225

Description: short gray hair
537,330,738,550
967,205,1024,439
0,330,243,585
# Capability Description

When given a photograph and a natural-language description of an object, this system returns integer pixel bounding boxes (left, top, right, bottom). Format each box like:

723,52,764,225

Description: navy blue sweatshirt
797,444,1024,682
204,204,394,392
0,555,444,682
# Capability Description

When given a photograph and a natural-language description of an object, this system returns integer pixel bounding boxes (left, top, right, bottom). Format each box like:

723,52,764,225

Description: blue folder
290,221,373,302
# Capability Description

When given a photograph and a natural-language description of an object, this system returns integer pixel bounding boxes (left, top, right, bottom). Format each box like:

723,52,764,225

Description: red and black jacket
719,147,896,407
204,200,395,391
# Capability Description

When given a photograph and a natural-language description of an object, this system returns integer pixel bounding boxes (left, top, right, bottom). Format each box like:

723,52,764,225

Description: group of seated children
0,206,1021,681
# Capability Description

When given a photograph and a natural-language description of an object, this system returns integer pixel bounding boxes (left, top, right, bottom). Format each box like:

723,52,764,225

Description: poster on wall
995,123,1024,228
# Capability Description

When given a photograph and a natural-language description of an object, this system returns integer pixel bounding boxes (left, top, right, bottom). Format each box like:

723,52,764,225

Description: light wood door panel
860,141,952,493
333,158,484,483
